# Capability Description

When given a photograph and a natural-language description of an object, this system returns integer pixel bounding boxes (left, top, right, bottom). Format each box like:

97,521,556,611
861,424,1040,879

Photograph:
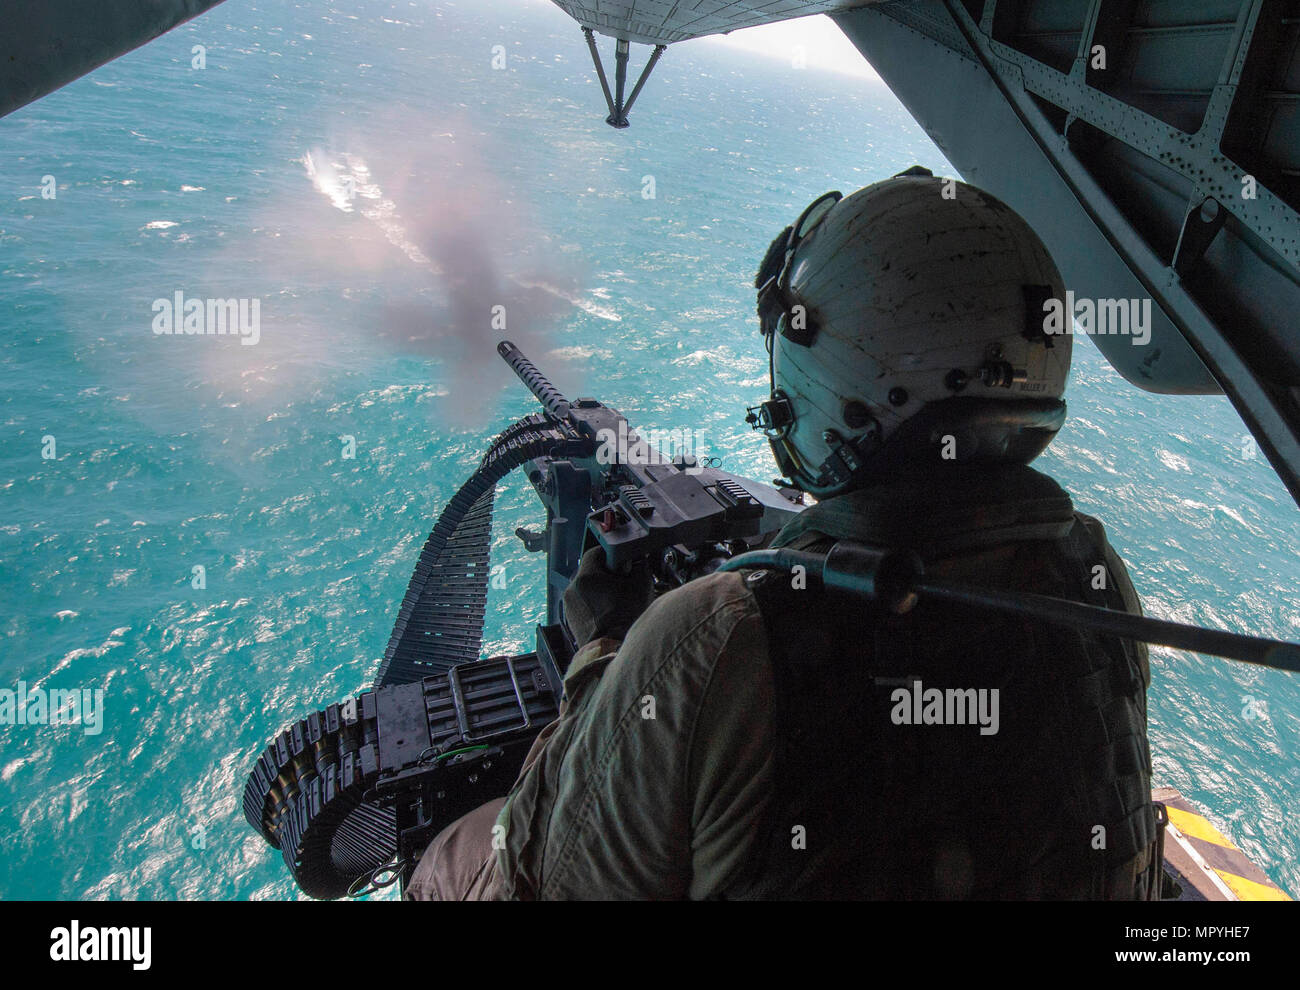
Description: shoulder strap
1057,515,1147,701
731,568,887,898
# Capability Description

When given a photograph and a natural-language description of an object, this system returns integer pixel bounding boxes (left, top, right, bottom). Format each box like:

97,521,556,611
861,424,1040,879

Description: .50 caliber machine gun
242,342,806,898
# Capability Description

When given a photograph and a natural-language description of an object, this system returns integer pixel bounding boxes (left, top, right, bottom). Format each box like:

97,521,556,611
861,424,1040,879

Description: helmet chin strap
747,333,814,491
747,390,809,489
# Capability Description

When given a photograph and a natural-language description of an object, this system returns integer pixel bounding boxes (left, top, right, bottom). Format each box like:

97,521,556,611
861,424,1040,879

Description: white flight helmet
748,167,1072,498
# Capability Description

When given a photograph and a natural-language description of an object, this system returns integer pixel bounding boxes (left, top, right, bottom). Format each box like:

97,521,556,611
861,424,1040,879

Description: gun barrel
498,340,571,418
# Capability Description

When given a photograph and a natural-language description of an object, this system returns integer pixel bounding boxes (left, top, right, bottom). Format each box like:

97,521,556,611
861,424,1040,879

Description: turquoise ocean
1,0,1297,899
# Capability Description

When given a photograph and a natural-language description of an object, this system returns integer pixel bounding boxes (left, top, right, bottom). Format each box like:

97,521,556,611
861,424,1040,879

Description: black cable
720,549,1300,672
918,579,1300,672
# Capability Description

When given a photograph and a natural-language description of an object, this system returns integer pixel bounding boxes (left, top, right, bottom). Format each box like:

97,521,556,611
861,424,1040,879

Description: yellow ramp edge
1215,869,1292,902
1164,802,1292,900
1166,806,1234,849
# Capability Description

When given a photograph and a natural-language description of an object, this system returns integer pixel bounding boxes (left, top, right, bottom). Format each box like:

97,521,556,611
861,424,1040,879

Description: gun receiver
496,339,805,616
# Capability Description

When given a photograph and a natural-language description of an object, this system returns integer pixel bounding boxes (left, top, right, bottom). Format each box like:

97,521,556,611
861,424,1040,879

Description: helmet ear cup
778,301,817,347
754,192,842,349
754,226,793,290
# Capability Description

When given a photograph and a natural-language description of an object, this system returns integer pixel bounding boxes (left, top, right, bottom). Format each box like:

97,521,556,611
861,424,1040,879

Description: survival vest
729,478,1162,900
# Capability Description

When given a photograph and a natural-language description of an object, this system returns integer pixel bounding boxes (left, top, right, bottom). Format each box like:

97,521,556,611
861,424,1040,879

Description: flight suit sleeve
683,587,776,898
492,572,774,899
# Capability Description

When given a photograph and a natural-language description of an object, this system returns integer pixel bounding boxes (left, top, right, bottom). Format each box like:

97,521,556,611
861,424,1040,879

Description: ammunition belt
243,692,387,899
375,413,578,687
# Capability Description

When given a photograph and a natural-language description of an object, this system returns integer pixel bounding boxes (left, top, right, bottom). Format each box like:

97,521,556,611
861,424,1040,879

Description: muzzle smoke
292,118,583,423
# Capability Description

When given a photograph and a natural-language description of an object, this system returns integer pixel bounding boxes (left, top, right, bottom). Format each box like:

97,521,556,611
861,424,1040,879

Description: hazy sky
700,13,882,80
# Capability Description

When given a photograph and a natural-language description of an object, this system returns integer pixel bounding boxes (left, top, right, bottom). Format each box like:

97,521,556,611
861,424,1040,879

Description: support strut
611,39,630,127
579,28,666,128
622,44,667,123
582,27,616,120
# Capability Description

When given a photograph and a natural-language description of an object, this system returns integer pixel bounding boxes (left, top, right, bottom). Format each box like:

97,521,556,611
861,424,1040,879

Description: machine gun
243,341,1300,901
242,341,806,899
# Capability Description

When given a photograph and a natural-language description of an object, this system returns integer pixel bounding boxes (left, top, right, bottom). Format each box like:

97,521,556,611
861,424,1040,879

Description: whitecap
1,759,27,783
1155,449,1190,473
548,345,613,361
512,278,621,321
